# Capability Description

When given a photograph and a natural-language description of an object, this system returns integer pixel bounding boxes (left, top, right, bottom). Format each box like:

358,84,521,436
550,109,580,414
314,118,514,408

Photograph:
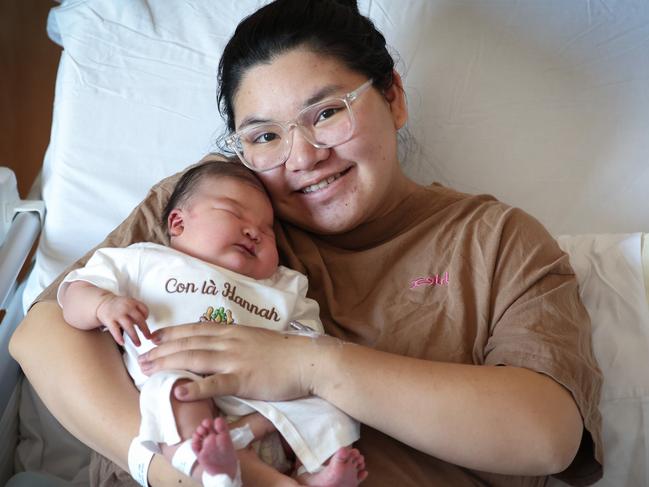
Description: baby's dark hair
162,159,267,231
217,0,395,136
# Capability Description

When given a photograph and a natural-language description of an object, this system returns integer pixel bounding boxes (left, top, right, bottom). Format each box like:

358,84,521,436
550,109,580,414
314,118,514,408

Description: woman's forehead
232,49,364,124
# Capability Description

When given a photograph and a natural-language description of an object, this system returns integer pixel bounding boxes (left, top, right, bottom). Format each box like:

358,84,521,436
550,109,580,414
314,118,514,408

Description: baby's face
170,176,279,280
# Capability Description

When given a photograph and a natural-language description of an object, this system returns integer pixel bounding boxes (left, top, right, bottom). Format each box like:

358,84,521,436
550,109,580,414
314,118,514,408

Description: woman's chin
288,209,363,235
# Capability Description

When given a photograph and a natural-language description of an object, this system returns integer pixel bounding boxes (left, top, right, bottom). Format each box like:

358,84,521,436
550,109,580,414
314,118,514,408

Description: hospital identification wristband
128,437,155,487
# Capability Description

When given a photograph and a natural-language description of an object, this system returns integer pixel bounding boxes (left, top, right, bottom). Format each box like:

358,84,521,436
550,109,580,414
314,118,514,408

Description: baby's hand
96,295,151,346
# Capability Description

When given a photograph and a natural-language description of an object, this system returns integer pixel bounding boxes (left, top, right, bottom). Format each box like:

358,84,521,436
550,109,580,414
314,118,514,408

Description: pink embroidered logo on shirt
409,272,449,289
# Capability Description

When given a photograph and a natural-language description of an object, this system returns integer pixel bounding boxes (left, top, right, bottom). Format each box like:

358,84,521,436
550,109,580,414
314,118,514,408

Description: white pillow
24,0,260,309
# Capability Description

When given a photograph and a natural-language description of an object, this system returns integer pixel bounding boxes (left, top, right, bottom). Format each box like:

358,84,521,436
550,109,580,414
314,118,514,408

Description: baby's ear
168,209,185,236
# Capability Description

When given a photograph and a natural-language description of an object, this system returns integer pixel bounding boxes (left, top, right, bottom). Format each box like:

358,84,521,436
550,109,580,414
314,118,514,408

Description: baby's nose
244,226,260,242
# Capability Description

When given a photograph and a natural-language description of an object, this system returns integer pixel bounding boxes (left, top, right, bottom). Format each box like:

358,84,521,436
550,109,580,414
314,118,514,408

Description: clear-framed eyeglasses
225,79,374,172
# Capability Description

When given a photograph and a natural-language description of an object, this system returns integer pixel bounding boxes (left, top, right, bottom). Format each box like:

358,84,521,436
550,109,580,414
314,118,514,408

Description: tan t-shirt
36,158,603,487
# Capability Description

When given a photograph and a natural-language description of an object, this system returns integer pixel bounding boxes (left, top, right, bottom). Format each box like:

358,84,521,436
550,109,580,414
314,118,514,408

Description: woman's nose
284,130,329,171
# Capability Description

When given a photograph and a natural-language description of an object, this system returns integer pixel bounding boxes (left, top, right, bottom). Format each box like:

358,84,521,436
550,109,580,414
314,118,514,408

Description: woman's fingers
140,323,316,400
151,322,225,343
142,334,229,361
174,373,240,401
139,348,225,376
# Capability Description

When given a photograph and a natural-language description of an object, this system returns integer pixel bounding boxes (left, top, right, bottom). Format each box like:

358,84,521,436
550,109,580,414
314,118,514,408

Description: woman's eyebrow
238,116,272,130
303,84,342,107
237,84,343,130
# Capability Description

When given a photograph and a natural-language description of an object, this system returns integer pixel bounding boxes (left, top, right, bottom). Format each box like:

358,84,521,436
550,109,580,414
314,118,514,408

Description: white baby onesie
58,243,360,473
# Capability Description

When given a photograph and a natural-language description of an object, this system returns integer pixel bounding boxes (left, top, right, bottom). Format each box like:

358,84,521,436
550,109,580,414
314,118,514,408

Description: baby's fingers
128,309,151,339
119,318,142,347
136,320,152,340
135,301,149,319
105,322,125,346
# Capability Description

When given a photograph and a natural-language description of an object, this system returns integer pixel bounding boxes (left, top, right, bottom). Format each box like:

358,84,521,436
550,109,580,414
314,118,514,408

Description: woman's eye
315,107,341,124
251,131,280,144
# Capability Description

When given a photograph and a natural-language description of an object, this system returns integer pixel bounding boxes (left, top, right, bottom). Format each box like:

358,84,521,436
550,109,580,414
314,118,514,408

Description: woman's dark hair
162,159,267,231
216,0,395,136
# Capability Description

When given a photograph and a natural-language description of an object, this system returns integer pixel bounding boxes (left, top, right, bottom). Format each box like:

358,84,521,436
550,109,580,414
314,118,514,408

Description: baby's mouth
234,243,256,256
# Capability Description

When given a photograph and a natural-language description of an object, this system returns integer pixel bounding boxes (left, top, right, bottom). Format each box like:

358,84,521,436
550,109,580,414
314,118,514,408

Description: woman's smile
296,166,353,195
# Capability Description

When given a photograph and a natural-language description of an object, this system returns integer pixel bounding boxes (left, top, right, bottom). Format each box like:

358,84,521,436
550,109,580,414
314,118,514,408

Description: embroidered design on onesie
200,306,235,325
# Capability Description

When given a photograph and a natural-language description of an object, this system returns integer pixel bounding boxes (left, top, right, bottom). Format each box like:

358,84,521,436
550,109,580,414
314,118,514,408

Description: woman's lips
298,166,353,194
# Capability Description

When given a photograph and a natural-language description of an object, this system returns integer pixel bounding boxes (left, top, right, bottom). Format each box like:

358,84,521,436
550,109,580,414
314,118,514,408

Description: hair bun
328,0,359,13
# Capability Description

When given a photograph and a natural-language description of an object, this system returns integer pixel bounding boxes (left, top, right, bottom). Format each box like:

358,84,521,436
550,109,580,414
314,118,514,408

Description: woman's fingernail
175,385,187,397
151,334,161,344
139,361,152,371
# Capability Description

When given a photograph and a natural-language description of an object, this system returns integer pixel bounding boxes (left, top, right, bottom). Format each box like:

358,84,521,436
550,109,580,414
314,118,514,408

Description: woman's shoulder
421,182,501,212
409,182,505,230
417,183,559,250
421,182,539,226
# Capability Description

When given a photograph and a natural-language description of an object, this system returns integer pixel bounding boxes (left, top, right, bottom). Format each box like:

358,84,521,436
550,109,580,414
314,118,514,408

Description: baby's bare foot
191,417,239,480
299,447,368,487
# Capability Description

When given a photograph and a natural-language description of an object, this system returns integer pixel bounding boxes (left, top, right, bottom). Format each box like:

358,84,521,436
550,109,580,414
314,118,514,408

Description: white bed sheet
555,233,649,486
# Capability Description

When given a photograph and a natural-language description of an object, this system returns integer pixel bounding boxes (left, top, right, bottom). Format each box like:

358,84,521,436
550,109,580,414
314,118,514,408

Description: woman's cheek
257,172,287,200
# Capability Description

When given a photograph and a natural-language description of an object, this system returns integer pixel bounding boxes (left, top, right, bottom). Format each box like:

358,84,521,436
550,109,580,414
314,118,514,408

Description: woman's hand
138,323,334,402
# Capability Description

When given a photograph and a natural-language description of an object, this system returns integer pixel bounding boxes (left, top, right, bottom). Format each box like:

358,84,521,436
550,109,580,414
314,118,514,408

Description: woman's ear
168,209,184,237
383,70,408,130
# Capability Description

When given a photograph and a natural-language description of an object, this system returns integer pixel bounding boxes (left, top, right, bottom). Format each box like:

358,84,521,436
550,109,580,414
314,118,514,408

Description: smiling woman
10,1,603,486
231,50,412,235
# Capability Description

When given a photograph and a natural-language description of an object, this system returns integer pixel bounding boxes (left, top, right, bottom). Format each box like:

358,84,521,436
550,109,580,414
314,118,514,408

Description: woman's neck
369,166,421,223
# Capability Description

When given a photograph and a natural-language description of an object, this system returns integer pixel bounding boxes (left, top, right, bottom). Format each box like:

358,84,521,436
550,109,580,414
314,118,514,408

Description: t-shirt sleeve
280,268,324,334
32,156,226,307
483,207,603,485
292,296,324,334
56,247,139,307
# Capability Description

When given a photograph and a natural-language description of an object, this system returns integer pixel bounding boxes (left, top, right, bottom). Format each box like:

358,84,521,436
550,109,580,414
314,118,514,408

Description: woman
10,0,602,486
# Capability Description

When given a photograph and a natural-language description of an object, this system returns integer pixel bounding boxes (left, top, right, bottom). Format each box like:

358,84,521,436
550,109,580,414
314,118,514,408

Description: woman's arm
310,339,583,475
9,300,197,487
140,324,582,476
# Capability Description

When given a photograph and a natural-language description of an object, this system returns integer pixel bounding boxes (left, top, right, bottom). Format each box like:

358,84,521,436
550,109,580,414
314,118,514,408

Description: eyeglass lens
237,98,353,170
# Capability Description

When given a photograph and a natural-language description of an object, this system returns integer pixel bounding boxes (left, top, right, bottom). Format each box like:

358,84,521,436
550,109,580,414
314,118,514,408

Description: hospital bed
1,0,649,485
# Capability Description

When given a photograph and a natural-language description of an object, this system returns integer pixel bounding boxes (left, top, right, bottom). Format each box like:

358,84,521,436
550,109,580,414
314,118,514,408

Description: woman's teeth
302,172,343,194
